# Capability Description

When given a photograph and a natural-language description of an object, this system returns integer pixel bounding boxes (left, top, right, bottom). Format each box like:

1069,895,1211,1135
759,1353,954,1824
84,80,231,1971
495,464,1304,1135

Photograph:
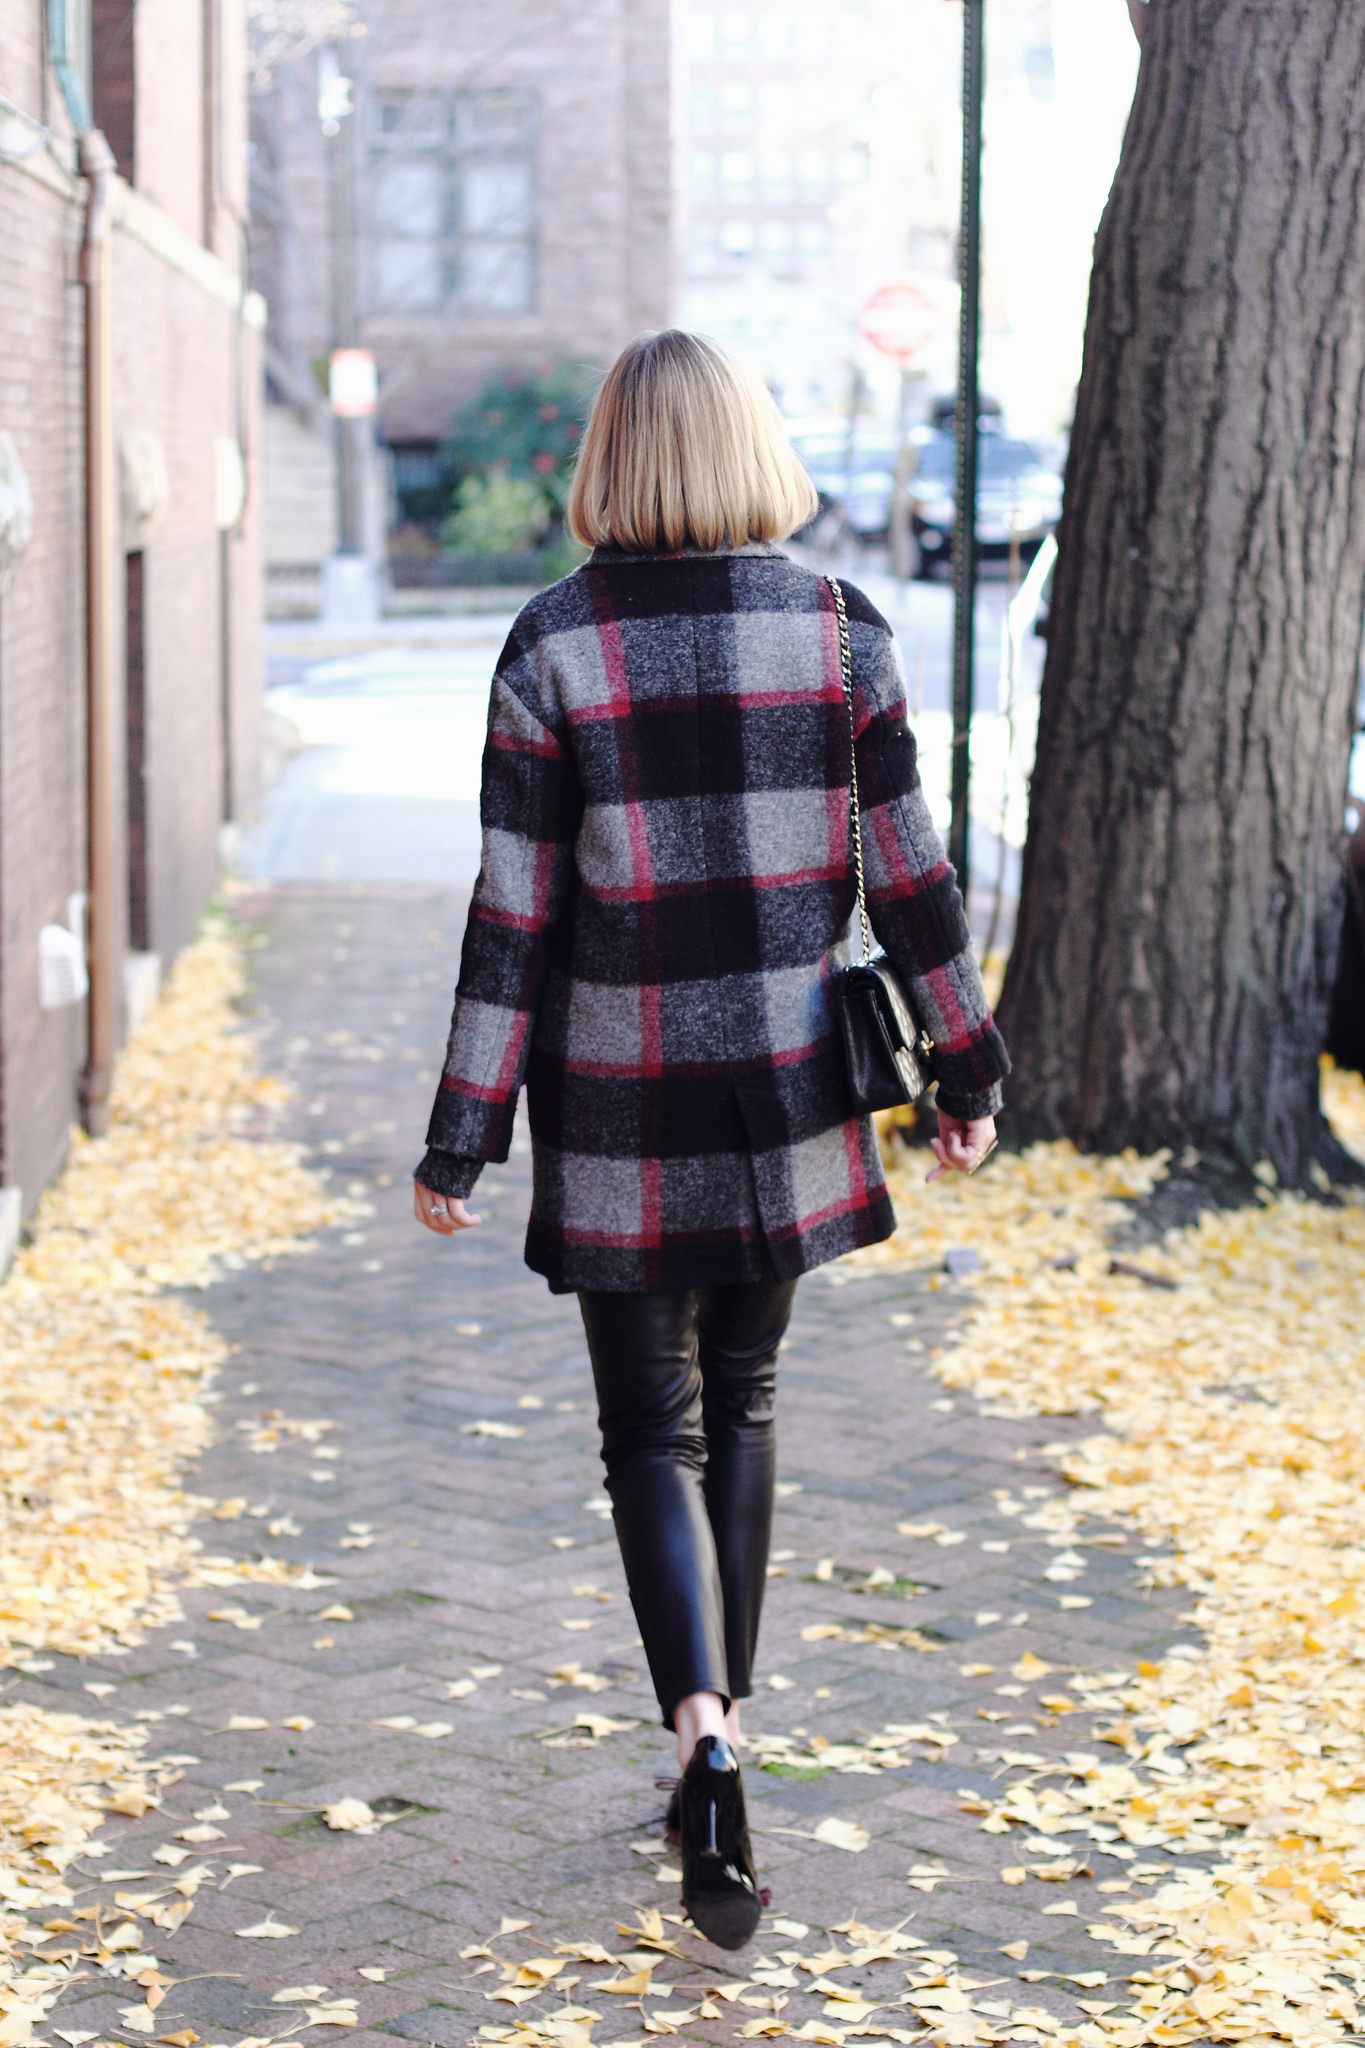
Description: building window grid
368,88,539,317
683,7,873,283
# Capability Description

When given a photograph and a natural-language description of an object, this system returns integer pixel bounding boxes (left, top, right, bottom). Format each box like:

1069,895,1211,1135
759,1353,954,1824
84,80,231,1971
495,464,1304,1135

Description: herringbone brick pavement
21,887,1196,2048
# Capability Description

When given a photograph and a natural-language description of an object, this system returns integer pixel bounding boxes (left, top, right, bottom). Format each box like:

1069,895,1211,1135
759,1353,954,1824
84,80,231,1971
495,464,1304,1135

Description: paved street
14,882,1197,2048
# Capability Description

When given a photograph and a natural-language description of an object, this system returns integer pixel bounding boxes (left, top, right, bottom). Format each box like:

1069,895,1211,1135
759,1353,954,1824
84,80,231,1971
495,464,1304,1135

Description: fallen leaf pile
848,1072,1365,2045
747,1724,958,1777
0,914,354,2031
0,1706,175,2041
1,916,357,1665
22,916,356,1298
465,1907,1028,2048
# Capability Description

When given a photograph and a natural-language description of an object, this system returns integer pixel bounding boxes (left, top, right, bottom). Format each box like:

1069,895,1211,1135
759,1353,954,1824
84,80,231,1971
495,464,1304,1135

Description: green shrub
439,473,551,557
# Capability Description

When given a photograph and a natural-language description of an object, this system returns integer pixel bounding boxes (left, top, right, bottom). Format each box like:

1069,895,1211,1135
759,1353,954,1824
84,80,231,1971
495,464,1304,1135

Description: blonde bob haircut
566,329,818,553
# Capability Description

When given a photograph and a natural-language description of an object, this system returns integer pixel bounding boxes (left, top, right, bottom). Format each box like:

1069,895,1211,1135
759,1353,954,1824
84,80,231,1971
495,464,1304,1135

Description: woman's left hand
413,1183,481,1234
926,1111,997,1183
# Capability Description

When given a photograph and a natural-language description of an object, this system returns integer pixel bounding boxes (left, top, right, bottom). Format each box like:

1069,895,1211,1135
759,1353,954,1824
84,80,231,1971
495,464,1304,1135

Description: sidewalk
19,884,1194,2048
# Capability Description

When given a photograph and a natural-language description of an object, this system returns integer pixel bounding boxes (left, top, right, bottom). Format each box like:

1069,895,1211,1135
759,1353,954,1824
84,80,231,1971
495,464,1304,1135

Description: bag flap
864,959,918,1051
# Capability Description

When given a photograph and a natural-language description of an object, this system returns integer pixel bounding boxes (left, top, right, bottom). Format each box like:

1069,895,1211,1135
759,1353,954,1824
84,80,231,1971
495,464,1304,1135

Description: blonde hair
566,330,818,553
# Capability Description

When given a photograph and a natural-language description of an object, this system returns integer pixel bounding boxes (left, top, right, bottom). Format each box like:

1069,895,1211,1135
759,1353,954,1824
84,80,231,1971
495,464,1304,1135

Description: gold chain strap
828,576,873,967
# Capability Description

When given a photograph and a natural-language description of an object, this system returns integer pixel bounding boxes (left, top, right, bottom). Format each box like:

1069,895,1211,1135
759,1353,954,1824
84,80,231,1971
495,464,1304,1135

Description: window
369,88,538,316
372,147,445,311
685,11,717,58
720,150,754,186
1025,37,1056,98
689,221,717,270
390,441,449,527
721,219,755,254
91,0,136,173
759,149,792,199
759,10,791,61
760,219,792,253
794,13,829,61
718,80,753,120
689,149,717,194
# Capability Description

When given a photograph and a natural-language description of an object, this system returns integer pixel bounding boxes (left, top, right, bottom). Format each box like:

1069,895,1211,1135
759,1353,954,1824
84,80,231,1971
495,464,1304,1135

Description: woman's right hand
413,1184,481,1235
926,1112,997,1183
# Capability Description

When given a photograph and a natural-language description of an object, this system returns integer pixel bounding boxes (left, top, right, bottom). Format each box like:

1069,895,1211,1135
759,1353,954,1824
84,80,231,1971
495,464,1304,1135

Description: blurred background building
676,0,968,418
0,0,262,1244
249,0,672,606
250,0,1137,610
676,0,1137,434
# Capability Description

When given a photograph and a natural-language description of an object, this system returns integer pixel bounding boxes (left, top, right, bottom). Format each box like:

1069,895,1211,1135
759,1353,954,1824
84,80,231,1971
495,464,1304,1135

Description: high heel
657,1777,681,1839
678,1733,762,1950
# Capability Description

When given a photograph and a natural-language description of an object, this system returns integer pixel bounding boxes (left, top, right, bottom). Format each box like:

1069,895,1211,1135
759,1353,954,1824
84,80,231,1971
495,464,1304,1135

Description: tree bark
997,0,1365,1185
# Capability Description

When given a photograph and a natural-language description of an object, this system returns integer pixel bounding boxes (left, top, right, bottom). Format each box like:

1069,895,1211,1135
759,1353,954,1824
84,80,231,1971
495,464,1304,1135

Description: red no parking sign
857,282,942,368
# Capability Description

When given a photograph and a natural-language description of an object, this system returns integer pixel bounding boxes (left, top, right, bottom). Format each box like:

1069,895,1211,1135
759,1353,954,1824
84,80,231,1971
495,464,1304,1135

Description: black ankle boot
678,1734,762,1950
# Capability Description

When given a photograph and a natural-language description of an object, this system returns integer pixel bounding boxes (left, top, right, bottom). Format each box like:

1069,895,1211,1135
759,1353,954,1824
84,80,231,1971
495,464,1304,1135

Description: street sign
857,281,941,367
329,348,377,418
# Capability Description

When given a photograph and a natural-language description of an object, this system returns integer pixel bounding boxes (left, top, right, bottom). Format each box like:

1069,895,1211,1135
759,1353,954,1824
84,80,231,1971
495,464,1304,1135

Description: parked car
788,426,900,532
903,432,1062,576
789,424,1062,573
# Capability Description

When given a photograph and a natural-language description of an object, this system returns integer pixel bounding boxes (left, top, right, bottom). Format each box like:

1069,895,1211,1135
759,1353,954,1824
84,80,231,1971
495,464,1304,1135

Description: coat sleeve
848,603,1010,1121
422,623,581,1166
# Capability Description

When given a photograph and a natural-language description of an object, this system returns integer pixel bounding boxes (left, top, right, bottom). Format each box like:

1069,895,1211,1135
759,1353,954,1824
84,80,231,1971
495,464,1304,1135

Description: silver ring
430,1203,449,1216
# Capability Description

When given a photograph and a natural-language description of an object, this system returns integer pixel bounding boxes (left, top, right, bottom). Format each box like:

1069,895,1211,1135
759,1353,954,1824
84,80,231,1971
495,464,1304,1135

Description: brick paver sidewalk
22,886,1193,2048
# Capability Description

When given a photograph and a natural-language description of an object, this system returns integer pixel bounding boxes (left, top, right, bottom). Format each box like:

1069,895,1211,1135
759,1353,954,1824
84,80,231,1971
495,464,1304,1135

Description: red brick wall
0,0,264,1221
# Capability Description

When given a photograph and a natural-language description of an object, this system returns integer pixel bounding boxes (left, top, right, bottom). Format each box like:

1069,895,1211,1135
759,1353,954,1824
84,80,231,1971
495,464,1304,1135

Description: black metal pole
949,0,985,900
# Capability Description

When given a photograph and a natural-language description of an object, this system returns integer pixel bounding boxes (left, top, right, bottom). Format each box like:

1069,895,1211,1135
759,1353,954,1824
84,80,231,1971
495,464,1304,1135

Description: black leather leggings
578,1280,798,1729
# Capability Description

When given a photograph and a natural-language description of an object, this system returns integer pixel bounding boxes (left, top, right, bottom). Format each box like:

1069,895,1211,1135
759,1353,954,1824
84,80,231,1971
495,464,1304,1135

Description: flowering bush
443,362,593,511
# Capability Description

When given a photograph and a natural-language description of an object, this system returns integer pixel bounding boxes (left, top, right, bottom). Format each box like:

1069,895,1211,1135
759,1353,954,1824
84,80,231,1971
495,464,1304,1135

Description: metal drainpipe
79,129,120,1136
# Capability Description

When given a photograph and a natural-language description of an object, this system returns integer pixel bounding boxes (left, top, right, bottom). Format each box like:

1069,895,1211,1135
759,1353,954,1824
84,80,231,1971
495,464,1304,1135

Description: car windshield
791,435,898,478
914,436,1049,486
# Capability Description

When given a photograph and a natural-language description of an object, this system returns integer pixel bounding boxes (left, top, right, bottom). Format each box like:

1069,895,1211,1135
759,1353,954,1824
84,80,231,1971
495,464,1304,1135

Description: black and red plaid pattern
419,543,1009,1292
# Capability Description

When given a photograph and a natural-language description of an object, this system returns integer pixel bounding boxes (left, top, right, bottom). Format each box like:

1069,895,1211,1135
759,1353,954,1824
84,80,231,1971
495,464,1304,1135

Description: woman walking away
413,331,1009,1950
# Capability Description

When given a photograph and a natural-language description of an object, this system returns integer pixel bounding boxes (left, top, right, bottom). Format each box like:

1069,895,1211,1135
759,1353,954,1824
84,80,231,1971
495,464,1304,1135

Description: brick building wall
0,0,263,1233
250,0,674,452
0,132,88,1221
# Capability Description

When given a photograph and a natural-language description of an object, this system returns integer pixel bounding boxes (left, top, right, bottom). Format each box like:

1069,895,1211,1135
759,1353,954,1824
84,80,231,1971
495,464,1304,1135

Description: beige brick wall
0,151,90,1207
111,228,264,955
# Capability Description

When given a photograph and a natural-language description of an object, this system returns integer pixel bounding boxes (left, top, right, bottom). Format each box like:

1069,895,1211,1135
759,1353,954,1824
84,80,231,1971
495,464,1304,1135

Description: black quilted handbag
828,576,936,1114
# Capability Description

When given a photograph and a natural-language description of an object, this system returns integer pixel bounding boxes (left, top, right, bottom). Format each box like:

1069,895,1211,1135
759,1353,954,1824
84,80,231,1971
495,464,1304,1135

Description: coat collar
587,541,789,565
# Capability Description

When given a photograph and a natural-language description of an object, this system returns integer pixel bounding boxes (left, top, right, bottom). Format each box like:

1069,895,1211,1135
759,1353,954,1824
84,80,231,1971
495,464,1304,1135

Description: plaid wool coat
417,542,1009,1293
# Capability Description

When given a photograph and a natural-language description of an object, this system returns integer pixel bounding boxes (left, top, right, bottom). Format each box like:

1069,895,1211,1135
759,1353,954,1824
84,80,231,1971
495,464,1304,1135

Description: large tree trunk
997,0,1365,1186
